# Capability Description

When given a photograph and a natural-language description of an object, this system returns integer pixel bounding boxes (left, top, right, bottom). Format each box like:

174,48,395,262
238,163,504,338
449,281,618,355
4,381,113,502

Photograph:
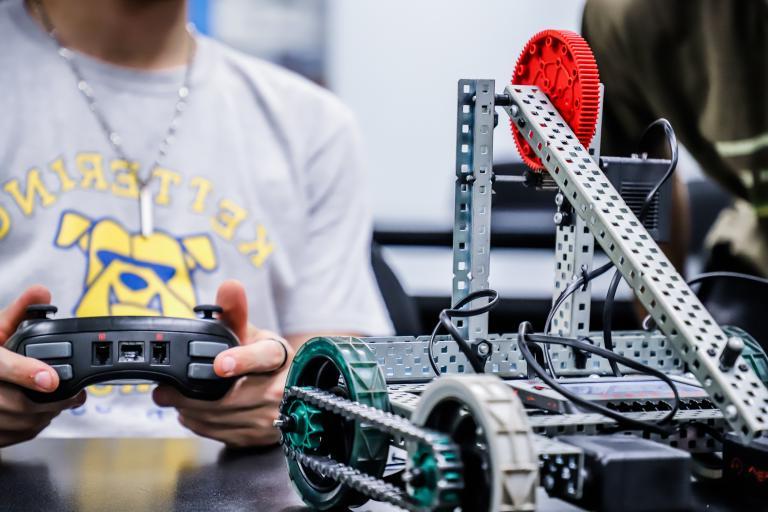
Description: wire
687,271,768,288
544,261,613,334
601,118,679,375
642,271,768,330
517,322,680,435
428,289,500,376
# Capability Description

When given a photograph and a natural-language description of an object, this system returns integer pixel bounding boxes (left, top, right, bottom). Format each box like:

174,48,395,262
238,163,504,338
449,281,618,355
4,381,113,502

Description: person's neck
26,0,191,70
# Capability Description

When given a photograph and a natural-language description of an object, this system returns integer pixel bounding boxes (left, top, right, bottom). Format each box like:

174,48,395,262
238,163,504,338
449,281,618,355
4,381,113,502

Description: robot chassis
276,32,768,511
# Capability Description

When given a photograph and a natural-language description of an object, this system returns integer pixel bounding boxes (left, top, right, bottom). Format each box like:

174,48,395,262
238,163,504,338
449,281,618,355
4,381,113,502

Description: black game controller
5,304,239,402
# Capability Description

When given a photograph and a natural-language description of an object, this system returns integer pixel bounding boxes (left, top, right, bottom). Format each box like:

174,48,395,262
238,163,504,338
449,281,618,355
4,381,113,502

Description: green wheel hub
280,337,390,511
285,399,323,451
406,439,462,510
408,444,439,507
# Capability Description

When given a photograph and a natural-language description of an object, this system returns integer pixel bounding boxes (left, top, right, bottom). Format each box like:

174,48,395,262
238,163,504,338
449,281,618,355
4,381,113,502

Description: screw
707,348,717,357
719,337,745,370
273,416,295,432
553,212,564,225
725,405,738,420
477,342,490,357
739,363,749,372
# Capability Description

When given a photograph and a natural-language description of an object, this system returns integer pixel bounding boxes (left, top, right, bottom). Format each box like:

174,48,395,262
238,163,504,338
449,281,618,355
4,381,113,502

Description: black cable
601,118,679,375
544,261,613,334
602,271,624,376
428,289,500,376
517,322,680,435
643,271,768,330
687,271,768,288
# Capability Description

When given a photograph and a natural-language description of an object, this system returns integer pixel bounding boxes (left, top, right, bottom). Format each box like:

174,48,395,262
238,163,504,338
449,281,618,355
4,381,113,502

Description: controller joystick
24,304,58,320
194,304,223,320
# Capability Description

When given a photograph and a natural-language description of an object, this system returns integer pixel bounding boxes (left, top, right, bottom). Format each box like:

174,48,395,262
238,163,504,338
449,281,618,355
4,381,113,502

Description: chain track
284,447,420,511
281,386,463,512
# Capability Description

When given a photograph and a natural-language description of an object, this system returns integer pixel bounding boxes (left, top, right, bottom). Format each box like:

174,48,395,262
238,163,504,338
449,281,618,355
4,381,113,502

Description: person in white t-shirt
0,0,392,447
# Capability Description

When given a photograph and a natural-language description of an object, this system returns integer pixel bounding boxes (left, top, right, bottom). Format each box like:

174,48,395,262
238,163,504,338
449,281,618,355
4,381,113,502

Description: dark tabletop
0,438,756,512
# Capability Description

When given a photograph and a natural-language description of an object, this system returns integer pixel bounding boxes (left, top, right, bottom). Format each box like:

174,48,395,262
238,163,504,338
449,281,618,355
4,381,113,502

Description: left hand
153,280,293,447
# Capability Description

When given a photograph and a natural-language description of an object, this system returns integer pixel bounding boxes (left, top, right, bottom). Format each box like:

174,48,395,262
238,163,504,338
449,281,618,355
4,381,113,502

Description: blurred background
192,0,729,335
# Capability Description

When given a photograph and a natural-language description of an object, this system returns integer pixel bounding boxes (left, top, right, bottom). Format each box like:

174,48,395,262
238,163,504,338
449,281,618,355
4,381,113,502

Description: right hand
0,285,86,447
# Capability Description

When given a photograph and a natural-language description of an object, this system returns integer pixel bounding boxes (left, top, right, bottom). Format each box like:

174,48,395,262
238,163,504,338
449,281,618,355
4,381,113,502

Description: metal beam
504,84,768,442
452,80,495,340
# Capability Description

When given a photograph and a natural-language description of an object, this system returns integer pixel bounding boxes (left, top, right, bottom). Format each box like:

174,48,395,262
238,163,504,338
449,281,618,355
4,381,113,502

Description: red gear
511,29,600,170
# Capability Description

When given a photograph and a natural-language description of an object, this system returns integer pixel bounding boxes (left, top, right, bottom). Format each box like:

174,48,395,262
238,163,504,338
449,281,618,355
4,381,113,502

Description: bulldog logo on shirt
54,210,217,317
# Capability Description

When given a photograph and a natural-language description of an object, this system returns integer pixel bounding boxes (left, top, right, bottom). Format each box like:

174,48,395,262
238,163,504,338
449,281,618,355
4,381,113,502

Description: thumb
0,346,59,392
0,285,52,344
215,279,248,342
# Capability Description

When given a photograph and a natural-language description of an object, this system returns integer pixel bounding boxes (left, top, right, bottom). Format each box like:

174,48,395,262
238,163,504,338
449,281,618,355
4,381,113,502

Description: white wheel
411,375,538,512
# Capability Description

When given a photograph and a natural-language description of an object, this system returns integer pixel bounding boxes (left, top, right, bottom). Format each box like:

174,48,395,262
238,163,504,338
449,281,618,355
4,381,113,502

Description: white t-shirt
0,0,392,437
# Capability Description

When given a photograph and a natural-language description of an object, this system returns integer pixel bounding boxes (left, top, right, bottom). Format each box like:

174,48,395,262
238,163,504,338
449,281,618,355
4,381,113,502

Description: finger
0,410,58,432
154,375,277,411
0,420,53,448
0,346,59,392
215,280,248,342
214,339,289,378
0,285,51,343
178,406,262,429
178,415,280,447
0,384,85,413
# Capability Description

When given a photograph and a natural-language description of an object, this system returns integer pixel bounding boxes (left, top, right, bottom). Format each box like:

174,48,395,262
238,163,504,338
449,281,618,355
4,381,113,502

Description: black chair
371,243,422,336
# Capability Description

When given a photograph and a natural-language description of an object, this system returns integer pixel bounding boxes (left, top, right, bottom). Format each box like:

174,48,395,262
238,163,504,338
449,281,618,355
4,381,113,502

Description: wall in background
327,0,586,230
195,0,587,230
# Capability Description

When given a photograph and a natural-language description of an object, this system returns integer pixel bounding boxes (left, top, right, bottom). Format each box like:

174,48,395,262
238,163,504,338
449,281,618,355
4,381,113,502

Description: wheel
410,375,539,512
280,336,390,510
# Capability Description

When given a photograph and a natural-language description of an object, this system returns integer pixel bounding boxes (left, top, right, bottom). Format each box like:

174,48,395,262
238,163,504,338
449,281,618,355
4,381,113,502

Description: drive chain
280,386,464,512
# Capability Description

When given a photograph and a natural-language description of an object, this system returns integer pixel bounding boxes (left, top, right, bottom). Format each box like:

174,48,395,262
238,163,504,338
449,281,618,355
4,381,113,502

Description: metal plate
504,85,768,442
366,330,683,383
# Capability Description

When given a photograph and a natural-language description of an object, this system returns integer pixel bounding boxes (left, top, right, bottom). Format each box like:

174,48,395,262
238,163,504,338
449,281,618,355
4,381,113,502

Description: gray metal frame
368,330,685,382
452,80,495,340
549,87,603,338
503,84,767,441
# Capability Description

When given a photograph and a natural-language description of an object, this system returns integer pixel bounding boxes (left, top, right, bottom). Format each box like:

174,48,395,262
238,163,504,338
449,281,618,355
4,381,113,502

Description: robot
274,30,768,511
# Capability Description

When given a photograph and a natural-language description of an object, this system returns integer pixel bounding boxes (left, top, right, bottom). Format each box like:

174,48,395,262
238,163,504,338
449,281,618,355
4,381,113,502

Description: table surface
0,438,755,512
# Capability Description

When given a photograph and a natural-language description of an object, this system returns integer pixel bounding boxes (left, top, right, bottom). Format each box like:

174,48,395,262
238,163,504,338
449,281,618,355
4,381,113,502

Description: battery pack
557,435,692,512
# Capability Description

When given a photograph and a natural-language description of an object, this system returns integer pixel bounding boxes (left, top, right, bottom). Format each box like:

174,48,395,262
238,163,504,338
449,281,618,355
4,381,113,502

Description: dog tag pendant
139,185,154,237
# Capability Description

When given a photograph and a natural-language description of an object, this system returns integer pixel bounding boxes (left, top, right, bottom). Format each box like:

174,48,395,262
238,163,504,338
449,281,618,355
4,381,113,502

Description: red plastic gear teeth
510,29,600,171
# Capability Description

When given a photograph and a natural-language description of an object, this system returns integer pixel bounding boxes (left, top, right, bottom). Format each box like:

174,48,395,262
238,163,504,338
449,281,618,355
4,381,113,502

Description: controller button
51,364,73,381
193,305,223,320
188,363,218,380
25,342,72,359
189,341,229,359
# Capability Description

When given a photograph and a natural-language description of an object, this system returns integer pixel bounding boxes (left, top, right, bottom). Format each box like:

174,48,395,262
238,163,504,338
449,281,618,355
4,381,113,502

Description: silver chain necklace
33,0,196,236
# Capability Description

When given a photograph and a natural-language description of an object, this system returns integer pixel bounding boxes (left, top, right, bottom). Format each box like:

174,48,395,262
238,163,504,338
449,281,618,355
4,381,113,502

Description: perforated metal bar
549,87,603,338
504,84,768,442
367,330,683,383
529,409,725,453
452,80,495,340
550,212,594,337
